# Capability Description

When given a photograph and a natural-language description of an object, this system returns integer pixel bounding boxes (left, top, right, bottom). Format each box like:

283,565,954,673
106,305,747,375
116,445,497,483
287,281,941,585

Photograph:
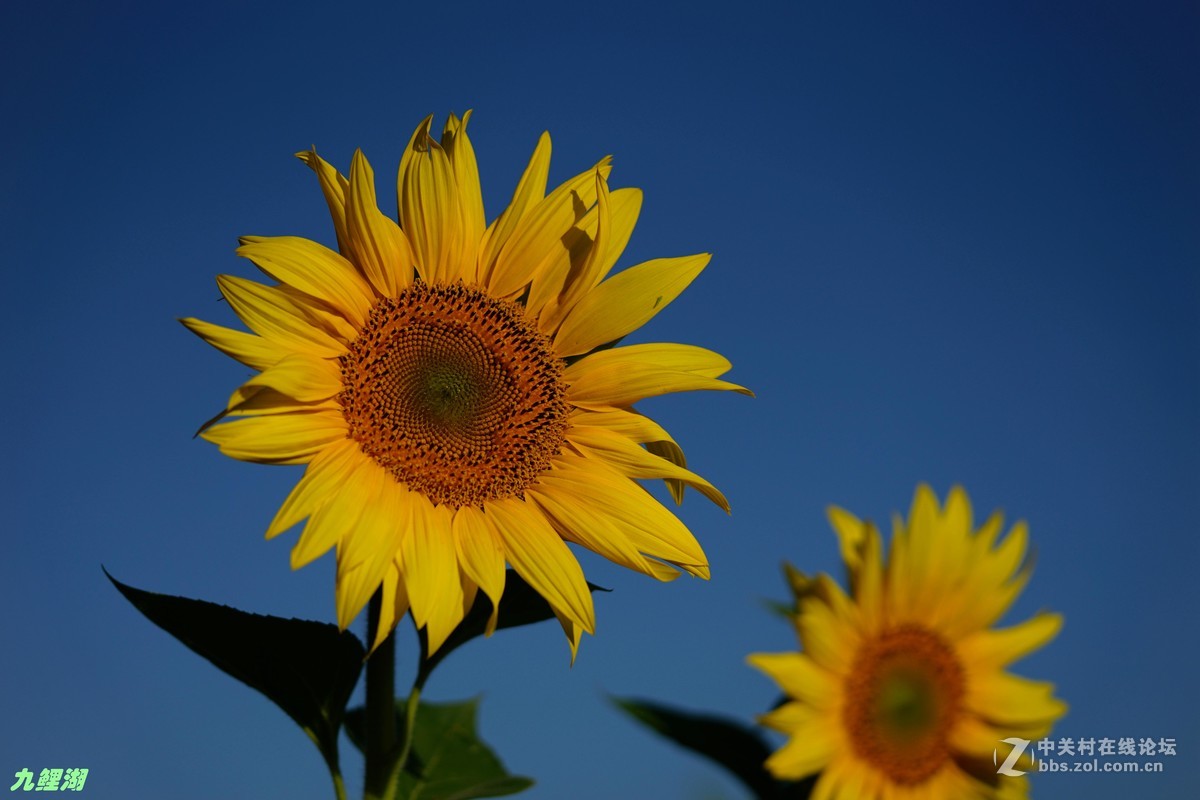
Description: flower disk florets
843,625,965,784
338,281,569,508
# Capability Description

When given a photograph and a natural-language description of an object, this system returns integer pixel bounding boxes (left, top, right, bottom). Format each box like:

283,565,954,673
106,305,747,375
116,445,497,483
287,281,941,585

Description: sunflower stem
384,683,422,799
317,738,348,800
331,770,348,800
363,591,396,800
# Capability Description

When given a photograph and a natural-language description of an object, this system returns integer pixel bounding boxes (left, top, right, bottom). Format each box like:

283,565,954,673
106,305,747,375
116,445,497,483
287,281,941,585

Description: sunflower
183,113,748,657
747,486,1065,799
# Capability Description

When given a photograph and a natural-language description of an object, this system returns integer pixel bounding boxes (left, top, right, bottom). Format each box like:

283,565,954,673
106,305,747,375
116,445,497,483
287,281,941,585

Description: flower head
185,113,748,656
748,486,1065,798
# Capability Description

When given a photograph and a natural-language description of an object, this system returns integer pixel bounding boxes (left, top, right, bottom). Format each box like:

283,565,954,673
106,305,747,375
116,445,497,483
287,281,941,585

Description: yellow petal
237,235,375,326
886,513,915,618
459,576,479,627
452,505,507,636
904,484,942,612
565,343,751,408
755,703,836,779
179,317,289,372
478,131,551,283
954,569,1031,636
764,733,834,782
222,389,340,418
566,425,728,512
855,522,886,632
593,187,642,283
266,439,364,539
796,592,859,674
485,497,595,634
942,485,974,539
524,184,640,326
399,498,463,654
966,671,1067,727
828,762,871,800
746,652,837,709
397,114,433,199
527,484,680,582
200,411,347,465
569,408,690,503
922,486,973,608
768,738,836,784
369,563,408,654
827,505,867,580
295,148,351,253
646,440,688,505
441,111,485,275
756,699,819,734
532,171,611,333
346,149,416,297
526,186,642,318
227,352,343,409
488,158,612,298
824,509,885,631
950,715,1007,756
971,510,1006,557
809,764,841,800
397,117,464,284
941,519,1032,635
551,605,585,665
567,407,677,445
372,551,415,657
216,274,347,357
280,288,359,347
336,468,402,629
536,455,709,577
553,253,710,357
981,520,1030,590
568,341,735,379
337,465,399,572
958,613,1063,670
290,451,372,569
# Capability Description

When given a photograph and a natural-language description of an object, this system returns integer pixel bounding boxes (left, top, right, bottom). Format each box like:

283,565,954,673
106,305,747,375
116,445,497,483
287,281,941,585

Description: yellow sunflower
747,486,1065,799
183,112,748,657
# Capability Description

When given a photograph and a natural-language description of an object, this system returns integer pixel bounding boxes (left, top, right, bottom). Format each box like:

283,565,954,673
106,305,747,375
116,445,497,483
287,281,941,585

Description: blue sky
2,2,1197,798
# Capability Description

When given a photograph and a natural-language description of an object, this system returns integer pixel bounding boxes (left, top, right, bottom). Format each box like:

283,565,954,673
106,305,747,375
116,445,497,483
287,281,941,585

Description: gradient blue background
3,2,1197,798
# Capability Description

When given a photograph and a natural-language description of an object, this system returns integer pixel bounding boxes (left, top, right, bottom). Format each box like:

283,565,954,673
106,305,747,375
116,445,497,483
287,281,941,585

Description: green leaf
105,568,365,772
417,569,608,686
761,598,797,620
346,697,533,800
612,697,815,800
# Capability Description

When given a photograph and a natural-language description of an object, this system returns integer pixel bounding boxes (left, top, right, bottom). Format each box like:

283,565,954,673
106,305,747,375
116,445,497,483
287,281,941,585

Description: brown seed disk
841,624,965,785
339,282,568,508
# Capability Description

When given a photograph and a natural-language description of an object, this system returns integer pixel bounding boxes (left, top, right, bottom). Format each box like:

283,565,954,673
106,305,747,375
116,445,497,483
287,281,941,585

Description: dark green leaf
105,568,364,769
761,598,797,620
612,697,815,800
417,569,608,686
346,697,533,800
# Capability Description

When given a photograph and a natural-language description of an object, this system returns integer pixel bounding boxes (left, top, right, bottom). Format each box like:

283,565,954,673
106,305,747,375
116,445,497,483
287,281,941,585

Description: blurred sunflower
748,485,1065,799
184,113,748,657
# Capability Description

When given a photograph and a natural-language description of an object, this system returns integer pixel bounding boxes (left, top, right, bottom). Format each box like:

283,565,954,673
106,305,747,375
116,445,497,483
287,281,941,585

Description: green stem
385,683,422,798
363,591,396,800
317,739,348,800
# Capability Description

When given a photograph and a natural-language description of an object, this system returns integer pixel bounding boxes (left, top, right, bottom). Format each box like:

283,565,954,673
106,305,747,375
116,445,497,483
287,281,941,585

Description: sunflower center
338,282,568,507
842,625,964,785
